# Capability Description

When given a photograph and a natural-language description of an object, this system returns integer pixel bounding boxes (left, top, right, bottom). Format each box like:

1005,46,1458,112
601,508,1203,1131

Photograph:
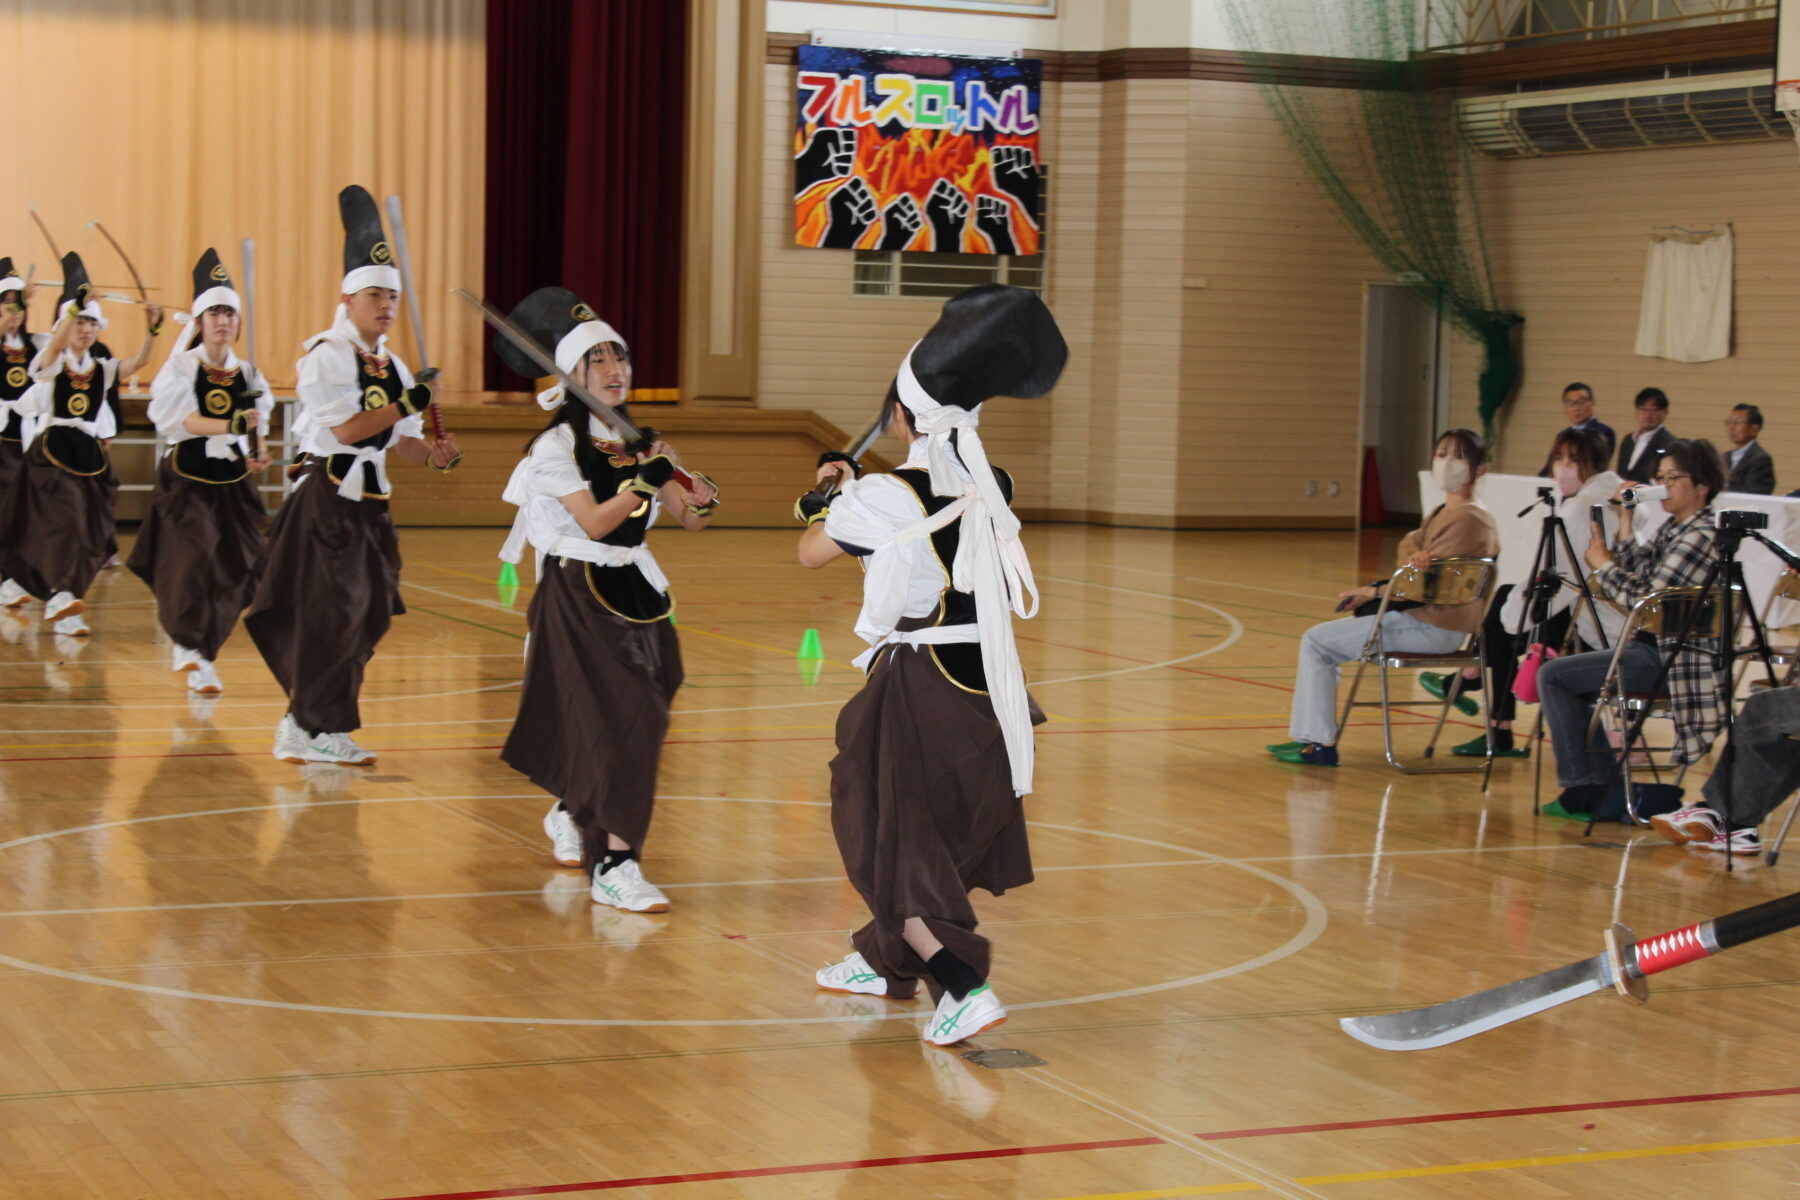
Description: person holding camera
1270,429,1499,768
1535,439,1727,816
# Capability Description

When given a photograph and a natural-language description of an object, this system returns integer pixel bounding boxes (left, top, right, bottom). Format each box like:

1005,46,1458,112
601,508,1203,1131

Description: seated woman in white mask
1270,429,1500,768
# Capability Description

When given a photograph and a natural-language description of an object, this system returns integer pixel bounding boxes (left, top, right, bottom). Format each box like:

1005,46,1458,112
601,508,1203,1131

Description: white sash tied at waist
327,445,391,501
851,620,979,672
498,494,669,595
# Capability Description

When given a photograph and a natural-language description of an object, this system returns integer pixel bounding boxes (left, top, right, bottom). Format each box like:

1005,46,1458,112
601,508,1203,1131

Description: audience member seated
1423,428,1620,757
1539,382,1615,473
1535,440,1727,816
1269,430,1500,768
1723,403,1775,494
1616,387,1676,484
1651,681,1800,857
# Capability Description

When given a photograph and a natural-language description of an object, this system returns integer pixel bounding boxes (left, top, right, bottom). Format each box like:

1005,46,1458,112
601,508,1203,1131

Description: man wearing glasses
1723,404,1775,495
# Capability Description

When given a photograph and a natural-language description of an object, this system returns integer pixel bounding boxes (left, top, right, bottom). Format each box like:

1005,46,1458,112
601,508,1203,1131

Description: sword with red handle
1341,890,1800,1051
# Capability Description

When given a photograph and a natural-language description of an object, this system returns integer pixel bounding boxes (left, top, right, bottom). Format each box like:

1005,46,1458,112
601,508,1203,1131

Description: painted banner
794,45,1043,256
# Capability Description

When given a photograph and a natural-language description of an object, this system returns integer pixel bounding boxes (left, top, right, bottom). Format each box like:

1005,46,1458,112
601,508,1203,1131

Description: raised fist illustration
924,180,970,252
990,145,1042,228
878,195,923,251
795,127,857,196
820,177,878,249
974,195,1017,256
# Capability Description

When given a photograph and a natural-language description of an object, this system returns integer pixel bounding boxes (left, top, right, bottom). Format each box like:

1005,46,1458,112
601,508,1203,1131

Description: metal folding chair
1584,585,1725,826
1334,556,1500,786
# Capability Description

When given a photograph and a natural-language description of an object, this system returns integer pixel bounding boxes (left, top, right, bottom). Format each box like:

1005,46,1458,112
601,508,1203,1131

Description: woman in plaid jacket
1537,438,1726,815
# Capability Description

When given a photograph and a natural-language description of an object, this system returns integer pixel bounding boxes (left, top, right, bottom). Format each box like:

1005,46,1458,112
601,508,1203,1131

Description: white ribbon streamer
890,343,1040,796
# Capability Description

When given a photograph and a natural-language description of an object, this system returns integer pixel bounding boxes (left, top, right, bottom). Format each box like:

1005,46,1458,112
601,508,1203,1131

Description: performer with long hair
798,284,1064,1046
245,186,459,765
0,258,45,609
0,252,160,636
495,287,719,914
128,249,273,695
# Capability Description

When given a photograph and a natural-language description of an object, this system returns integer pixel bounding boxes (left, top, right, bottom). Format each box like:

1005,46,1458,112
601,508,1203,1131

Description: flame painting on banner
794,45,1043,256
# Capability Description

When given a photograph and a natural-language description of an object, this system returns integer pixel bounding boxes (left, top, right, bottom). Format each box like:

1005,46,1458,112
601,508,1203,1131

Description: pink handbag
1513,643,1558,704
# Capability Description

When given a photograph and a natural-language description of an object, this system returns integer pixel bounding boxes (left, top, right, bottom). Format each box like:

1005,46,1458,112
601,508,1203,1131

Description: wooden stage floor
0,525,1793,1199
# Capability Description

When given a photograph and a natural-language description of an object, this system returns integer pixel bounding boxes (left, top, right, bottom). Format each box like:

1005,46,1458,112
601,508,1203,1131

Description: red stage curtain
484,0,689,393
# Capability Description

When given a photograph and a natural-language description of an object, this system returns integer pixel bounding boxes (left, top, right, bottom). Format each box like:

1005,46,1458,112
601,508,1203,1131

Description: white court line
0,679,521,712
0,793,1329,1027
1103,563,1338,604
1031,576,1244,686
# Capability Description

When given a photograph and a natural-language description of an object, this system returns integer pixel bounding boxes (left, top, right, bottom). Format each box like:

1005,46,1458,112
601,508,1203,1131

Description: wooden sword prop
1340,890,1800,1051
383,194,447,443
449,287,696,490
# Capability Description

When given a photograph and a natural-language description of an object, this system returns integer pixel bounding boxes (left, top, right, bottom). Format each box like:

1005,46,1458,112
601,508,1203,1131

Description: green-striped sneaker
815,951,891,997
1265,740,1305,754
924,983,1007,1046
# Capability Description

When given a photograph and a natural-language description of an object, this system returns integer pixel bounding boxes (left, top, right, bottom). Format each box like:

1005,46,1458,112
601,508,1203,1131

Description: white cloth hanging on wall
1635,225,1732,363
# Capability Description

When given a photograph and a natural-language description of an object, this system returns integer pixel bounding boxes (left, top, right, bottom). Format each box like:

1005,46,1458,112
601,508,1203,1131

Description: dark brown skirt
501,556,683,868
243,462,403,736
0,439,21,504
0,433,118,600
127,456,268,660
829,633,1040,1002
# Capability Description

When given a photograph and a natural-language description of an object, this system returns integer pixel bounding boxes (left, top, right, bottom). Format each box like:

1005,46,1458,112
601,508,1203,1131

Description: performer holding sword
128,248,273,695
246,185,458,766
471,285,717,913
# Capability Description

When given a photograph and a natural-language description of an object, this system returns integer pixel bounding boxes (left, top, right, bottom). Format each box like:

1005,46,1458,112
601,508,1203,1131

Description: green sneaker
1420,672,1480,716
1451,734,1527,758
1265,740,1305,754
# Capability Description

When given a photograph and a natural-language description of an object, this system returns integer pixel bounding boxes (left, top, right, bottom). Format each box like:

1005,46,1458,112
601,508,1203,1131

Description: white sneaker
589,858,669,913
43,592,81,622
187,660,222,694
1651,804,1722,845
272,713,308,764
0,579,27,607
542,802,583,868
816,951,893,997
103,553,121,569
300,731,377,766
172,644,201,672
52,613,89,638
923,984,1007,1046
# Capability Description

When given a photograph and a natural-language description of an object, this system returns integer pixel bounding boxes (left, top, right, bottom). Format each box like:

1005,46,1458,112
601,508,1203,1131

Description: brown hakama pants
829,631,1039,1002
244,461,403,736
0,439,21,505
501,556,683,869
0,432,118,600
127,457,267,660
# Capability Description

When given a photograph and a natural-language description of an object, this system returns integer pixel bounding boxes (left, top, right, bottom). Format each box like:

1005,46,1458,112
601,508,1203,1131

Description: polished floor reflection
0,526,1794,1199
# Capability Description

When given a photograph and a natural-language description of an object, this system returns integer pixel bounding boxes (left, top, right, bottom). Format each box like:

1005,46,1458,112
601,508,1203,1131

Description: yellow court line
1048,1134,1800,1199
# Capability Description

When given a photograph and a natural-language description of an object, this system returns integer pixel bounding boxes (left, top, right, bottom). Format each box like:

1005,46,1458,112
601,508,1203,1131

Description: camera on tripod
1718,509,1770,532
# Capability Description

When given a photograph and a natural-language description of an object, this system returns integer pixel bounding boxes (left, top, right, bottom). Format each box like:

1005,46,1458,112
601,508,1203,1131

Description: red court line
1196,1084,1800,1140
372,1136,1160,1200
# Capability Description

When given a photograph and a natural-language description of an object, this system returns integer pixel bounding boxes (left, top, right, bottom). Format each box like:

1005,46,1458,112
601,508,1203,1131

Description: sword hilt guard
1603,922,1649,1004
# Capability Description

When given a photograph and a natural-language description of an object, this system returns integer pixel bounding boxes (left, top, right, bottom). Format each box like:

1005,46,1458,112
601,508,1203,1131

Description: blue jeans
1536,640,1662,788
1289,610,1465,745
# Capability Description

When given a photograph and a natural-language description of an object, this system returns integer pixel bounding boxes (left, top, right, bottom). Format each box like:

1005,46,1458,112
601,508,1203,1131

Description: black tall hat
0,257,20,309
903,284,1066,410
0,257,17,284
495,286,626,379
337,185,399,291
192,247,234,301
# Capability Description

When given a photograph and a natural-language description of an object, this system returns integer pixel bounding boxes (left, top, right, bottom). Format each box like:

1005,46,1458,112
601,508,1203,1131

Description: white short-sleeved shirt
823,438,957,649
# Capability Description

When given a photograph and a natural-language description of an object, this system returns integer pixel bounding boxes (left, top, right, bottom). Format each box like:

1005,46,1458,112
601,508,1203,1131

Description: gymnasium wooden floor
0,524,1794,1199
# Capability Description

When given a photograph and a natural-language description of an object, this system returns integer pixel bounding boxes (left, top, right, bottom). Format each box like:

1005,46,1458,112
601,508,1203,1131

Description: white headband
59,299,107,330
341,265,401,296
555,319,627,376
0,277,22,296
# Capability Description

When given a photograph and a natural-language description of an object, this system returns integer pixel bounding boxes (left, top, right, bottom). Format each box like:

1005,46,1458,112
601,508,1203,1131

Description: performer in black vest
245,186,459,766
797,285,1064,1046
0,252,160,636
0,258,46,609
494,288,719,913
128,249,273,695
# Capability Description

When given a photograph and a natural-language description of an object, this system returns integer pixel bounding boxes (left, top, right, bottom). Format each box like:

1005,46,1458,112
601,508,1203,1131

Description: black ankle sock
1557,783,1604,813
1490,729,1514,752
925,948,984,1002
596,847,636,875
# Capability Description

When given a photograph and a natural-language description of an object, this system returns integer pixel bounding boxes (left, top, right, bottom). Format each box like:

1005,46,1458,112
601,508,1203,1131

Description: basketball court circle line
0,792,1327,1028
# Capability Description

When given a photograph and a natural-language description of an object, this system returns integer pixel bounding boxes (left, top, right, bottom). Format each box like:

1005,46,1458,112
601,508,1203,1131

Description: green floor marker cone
498,561,519,588
798,628,824,659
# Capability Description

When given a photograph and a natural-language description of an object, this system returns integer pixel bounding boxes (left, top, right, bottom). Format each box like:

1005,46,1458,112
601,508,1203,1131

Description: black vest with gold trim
0,336,29,442
320,347,405,497
41,358,108,476
575,435,672,623
172,359,253,484
889,465,1014,693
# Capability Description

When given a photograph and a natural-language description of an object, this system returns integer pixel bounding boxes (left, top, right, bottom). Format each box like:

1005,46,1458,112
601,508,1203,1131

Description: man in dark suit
1539,382,1616,477
1724,404,1775,494
1617,387,1677,484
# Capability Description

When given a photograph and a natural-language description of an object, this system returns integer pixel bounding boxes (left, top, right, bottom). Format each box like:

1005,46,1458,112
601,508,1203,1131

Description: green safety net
1222,0,1522,442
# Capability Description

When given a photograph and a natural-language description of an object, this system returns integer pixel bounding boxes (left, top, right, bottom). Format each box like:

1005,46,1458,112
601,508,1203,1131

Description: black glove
817,450,863,479
794,490,831,526
627,454,676,497
226,408,258,436
397,380,434,418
